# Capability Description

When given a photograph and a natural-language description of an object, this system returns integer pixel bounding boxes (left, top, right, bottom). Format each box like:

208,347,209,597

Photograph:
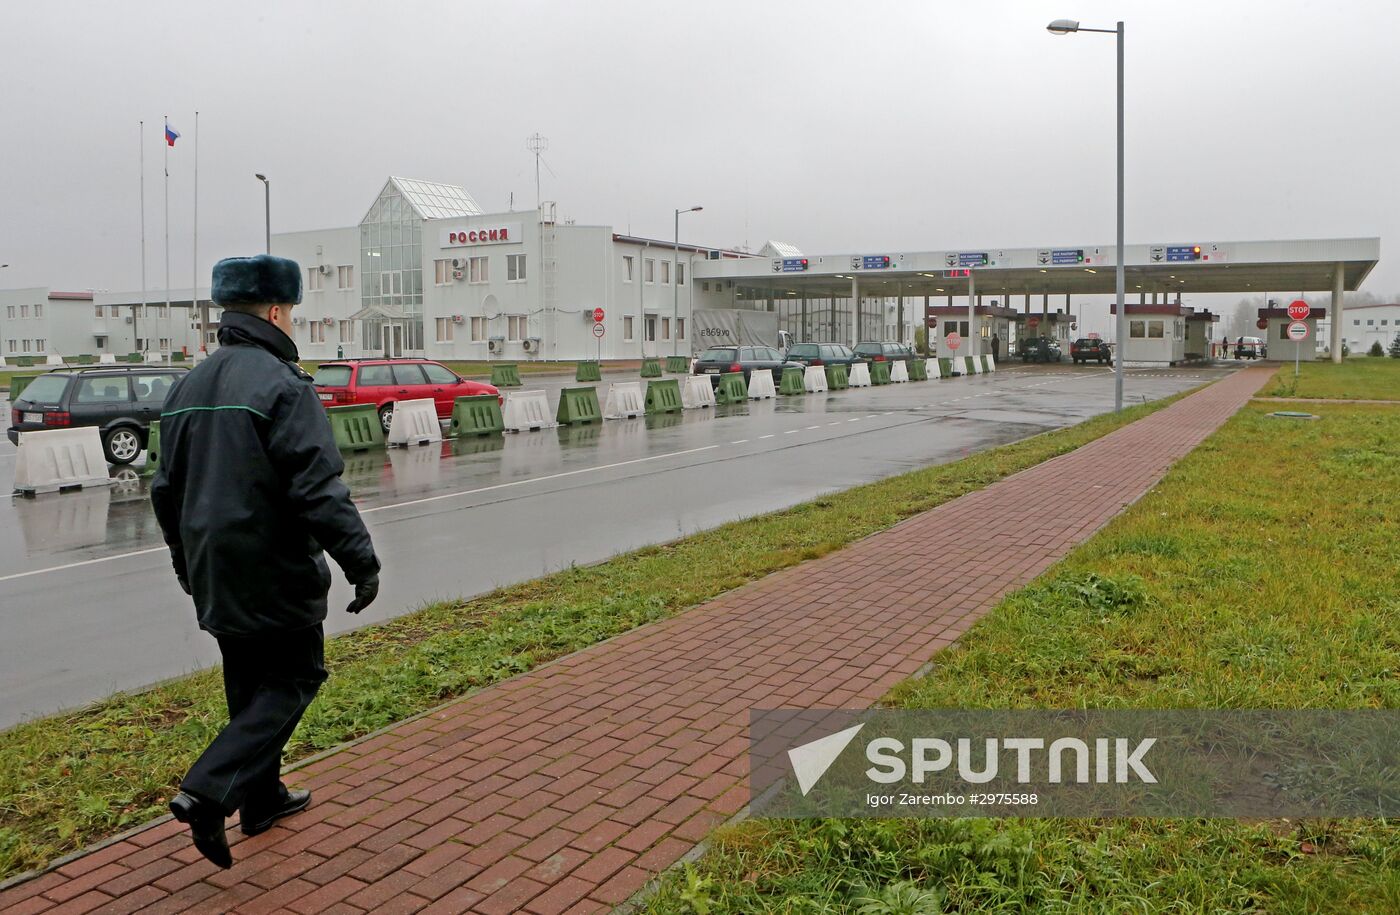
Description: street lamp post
1048,18,1125,412
254,174,271,254
674,206,702,357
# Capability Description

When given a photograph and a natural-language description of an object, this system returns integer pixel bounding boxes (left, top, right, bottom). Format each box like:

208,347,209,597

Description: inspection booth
1109,303,1190,364
1184,310,1218,361
925,303,1017,359
1257,305,1325,362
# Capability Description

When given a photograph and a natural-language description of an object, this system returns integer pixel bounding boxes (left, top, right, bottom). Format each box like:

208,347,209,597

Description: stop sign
592,307,605,323
946,331,962,350
1287,300,1310,321
1027,316,1040,328
1256,318,1270,330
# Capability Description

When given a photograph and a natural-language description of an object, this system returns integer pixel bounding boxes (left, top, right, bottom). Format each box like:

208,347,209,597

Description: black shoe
169,792,232,869
239,787,312,836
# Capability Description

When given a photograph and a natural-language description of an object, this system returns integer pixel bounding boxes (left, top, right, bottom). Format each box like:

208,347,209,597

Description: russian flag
165,122,180,147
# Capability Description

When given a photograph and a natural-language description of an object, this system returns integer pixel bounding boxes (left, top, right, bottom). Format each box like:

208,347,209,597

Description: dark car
691,345,804,387
7,366,188,464
312,358,501,433
785,343,867,368
1019,337,1063,363
1070,337,1112,365
853,342,917,367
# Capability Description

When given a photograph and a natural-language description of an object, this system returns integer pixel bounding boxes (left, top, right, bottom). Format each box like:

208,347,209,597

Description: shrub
1368,340,1385,357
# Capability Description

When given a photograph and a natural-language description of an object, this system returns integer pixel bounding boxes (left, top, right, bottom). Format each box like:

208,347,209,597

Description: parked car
784,343,867,369
1233,336,1268,360
311,359,501,432
7,366,189,464
853,341,918,368
691,345,805,387
1019,337,1063,363
1070,337,1113,365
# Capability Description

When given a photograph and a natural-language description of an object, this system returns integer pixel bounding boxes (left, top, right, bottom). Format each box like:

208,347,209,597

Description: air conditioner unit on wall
451,258,467,269
453,270,464,280
317,264,333,276
322,317,335,326
292,316,306,325
451,315,465,325
522,337,540,353
487,336,504,353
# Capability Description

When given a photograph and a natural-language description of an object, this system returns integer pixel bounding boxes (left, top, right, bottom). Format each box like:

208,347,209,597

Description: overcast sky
3,0,1397,328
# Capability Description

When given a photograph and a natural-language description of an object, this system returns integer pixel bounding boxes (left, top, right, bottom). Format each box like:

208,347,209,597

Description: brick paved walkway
0,367,1272,915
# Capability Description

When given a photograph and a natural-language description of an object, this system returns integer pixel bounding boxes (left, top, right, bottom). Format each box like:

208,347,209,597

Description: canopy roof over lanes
692,237,1379,300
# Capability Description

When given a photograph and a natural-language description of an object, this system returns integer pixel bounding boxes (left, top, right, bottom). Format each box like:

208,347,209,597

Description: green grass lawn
644,402,1400,914
0,391,1189,882
1264,356,1400,400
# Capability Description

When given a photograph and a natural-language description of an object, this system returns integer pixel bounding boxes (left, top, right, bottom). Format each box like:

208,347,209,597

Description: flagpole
193,110,202,354
139,121,146,357
164,115,171,360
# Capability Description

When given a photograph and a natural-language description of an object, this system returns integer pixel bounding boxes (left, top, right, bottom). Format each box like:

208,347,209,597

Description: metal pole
264,180,271,254
194,110,203,353
967,271,976,358
1113,20,1126,411
139,120,146,356
673,209,679,358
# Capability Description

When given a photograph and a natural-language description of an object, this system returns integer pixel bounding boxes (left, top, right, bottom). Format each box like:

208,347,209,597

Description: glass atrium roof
386,177,484,220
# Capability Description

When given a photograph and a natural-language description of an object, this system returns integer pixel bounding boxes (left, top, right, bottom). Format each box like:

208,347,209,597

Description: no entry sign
1287,321,1309,342
946,331,962,350
1287,300,1310,321
592,322,605,338
592,307,606,323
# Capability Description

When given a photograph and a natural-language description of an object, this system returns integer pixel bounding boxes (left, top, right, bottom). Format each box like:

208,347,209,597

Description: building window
469,256,489,284
660,261,671,285
36,338,46,351
435,317,454,342
307,267,324,292
308,324,324,344
338,265,354,289
506,315,526,341
1147,320,1164,339
134,338,144,351
19,305,29,317
5,340,14,353
34,303,43,318
470,316,484,341
645,315,657,341
1353,319,1360,326
1366,319,1374,326
661,317,671,340
434,259,451,285
379,271,403,295
677,317,685,340
623,256,634,282
677,262,686,286
507,253,527,282
623,316,634,341
644,259,655,284
339,320,354,343
95,305,104,318
5,306,13,319
150,303,166,318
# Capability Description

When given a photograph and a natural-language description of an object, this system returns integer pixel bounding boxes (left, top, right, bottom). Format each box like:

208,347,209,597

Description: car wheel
103,427,142,465
379,404,394,434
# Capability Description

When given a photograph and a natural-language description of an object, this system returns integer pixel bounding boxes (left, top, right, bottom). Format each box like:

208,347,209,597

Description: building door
386,323,404,358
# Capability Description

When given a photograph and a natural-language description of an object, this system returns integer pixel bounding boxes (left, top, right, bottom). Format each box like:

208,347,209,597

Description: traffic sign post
1287,300,1310,321
592,318,605,362
946,331,962,351
1288,320,1309,379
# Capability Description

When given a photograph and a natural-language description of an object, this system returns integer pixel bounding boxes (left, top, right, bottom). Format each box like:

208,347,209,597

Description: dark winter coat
151,311,379,637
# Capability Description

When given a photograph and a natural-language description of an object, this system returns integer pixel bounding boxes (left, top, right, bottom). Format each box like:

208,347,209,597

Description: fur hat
211,255,303,307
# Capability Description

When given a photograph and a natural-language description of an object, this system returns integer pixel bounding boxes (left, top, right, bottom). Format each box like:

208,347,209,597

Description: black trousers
182,624,327,817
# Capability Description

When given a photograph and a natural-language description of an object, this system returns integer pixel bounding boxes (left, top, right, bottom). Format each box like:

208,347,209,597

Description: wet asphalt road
0,363,1234,729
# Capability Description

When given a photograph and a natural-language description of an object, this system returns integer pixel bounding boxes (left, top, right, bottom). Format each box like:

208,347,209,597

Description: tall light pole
254,174,271,253
674,206,702,357
1048,18,1125,411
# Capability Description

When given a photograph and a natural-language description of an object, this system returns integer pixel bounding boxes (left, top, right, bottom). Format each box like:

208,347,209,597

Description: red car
311,359,501,433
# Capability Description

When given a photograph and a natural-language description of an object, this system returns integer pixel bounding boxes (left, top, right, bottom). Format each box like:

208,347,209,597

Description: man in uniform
152,255,381,868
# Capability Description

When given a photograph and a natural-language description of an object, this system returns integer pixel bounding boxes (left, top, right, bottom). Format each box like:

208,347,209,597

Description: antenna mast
525,133,548,210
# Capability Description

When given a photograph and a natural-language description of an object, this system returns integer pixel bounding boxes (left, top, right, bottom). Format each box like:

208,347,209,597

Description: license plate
704,367,719,374
318,393,333,402
23,412,42,423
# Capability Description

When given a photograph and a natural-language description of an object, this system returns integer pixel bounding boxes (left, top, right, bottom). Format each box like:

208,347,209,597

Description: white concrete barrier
502,390,556,432
44,355,64,366
603,381,645,419
0,356,6,368
969,355,983,374
803,365,828,393
848,362,872,387
985,354,997,372
13,427,114,495
144,352,162,364
890,360,909,383
747,369,776,400
387,397,443,446
98,353,117,364
926,358,941,379
681,375,716,409
953,356,970,376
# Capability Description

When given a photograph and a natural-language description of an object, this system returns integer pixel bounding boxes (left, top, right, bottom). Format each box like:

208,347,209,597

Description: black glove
346,575,379,614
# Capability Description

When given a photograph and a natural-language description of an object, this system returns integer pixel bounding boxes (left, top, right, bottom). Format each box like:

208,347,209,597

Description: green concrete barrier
575,360,602,382
939,357,955,377
779,365,806,395
556,385,603,425
9,374,41,400
870,360,892,385
645,378,683,414
14,357,33,367
825,363,849,390
665,355,689,373
127,353,142,363
327,403,384,451
140,421,162,477
172,352,186,362
908,358,928,381
490,363,523,387
640,357,663,378
715,372,748,405
449,394,505,437
75,354,95,365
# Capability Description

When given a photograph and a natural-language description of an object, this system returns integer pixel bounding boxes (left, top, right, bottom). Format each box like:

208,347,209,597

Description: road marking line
805,425,821,430
847,417,861,422
784,429,799,434
827,421,840,426
0,444,725,583
759,434,775,439
730,439,748,444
